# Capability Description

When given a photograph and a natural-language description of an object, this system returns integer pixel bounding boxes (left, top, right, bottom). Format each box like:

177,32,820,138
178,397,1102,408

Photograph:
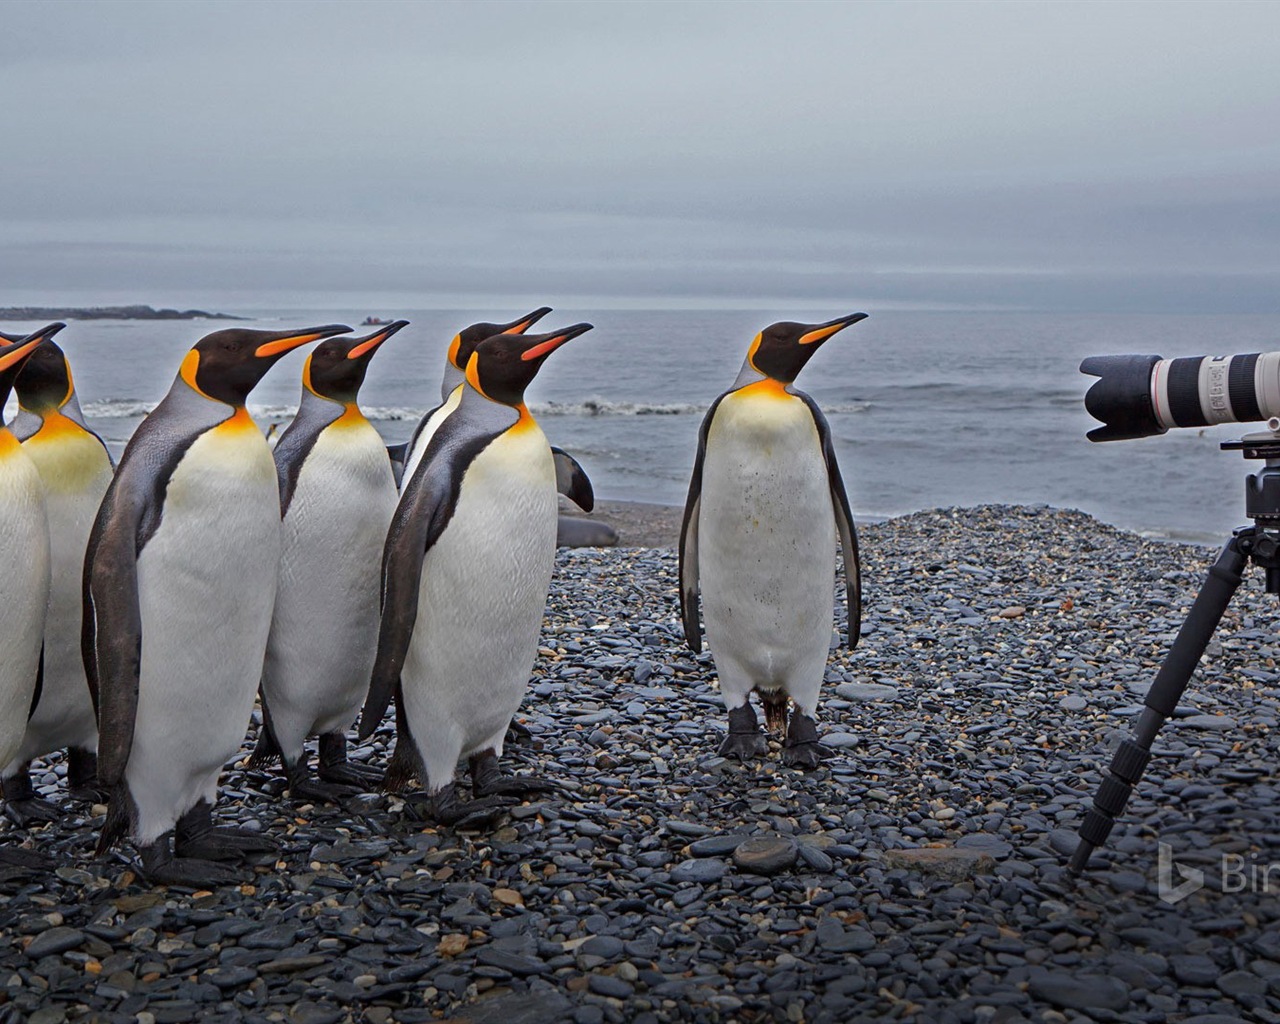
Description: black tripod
1071,427,1280,872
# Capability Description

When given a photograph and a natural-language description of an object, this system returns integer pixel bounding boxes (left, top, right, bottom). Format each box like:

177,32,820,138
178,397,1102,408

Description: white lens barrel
1149,352,1280,431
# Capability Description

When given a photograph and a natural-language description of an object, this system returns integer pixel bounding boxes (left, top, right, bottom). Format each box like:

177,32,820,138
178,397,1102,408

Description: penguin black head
0,325,76,413
0,323,65,411
305,320,408,404
747,312,868,383
448,307,554,372
180,324,352,406
466,323,593,406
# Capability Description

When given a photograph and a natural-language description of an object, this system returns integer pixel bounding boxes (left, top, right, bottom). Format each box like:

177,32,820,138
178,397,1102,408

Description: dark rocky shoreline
0,305,244,322
4,504,1280,1023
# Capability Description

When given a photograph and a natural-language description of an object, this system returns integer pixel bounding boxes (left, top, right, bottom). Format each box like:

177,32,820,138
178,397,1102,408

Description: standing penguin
0,327,57,839
85,323,350,885
0,326,114,825
360,324,594,825
680,314,867,767
251,320,407,802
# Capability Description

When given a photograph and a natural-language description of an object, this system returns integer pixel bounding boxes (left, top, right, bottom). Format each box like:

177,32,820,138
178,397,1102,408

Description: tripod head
1222,419,1280,594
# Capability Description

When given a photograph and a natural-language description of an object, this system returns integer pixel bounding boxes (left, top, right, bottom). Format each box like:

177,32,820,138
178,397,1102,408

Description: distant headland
0,304,245,321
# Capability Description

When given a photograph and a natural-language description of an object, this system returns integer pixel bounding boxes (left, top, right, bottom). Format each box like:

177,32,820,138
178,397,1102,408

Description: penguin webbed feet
405,785,516,830
139,836,246,888
469,751,558,799
718,704,769,761
504,720,535,746
781,712,832,770
66,748,108,804
316,733,383,789
2,769,63,828
174,801,277,862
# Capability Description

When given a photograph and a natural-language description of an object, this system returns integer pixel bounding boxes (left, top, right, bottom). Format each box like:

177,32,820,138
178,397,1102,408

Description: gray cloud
3,0,1279,310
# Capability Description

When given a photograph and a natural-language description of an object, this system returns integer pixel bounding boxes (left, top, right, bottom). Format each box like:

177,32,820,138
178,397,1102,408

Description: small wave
530,399,871,417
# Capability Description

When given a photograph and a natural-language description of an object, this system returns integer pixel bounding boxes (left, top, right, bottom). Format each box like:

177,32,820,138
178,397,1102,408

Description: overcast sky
3,0,1278,311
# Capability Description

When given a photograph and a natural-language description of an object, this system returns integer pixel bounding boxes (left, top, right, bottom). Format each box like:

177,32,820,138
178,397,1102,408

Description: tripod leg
1070,535,1248,872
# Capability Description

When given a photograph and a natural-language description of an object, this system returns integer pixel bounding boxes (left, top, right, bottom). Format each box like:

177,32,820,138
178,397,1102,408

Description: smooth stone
25,928,85,959
1060,695,1088,712
587,973,635,999
1175,715,1237,731
815,918,876,953
822,733,860,749
733,837,798,876
688,835,749,857
476,948,549,976
1028,972,1130,1012
881,847,995,881
835,683,897,702
670,859,729,884
955,833,1014,858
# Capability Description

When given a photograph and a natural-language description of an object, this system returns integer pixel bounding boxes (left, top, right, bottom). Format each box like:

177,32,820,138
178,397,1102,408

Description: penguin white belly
401,423,557,790
401,386,462,490
0,435,51,771
698,388,836,714
127,419,281,844
16,424,113,762
264,418,397,757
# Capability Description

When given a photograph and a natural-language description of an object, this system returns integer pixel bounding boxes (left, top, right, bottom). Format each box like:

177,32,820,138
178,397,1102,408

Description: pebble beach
5,502,1280,1023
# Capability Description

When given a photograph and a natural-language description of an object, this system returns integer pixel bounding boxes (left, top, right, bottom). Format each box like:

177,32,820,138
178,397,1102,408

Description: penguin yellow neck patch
331,403,367,429
737,378,792,400
0,427,20,459
215,406,257,433
23,407,85,444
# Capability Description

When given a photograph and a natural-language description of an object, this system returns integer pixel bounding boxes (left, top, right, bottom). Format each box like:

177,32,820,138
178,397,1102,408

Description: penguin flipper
680,394,727,653
360,425,500,740
550,447,594,512
796,393,862,648
82,483,146,791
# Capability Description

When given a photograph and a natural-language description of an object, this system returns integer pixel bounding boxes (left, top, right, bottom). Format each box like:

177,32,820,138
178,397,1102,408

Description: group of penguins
0,308,869,887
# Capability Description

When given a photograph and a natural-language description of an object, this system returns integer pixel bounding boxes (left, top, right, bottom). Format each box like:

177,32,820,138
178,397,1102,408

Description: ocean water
6,308,1280,544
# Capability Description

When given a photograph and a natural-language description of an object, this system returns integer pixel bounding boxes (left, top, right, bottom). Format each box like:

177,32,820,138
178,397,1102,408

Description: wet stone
1028,971,1131,1012
835,682,897,702
24,927,85,959
670,859,729,884
733,837,798,876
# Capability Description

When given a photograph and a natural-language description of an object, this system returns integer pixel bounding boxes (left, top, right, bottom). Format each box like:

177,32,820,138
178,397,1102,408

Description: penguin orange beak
0,322,65,368
520,322,594,361
799,312,869,346
348,319,410,360
255,324,351,359
502,306,554,335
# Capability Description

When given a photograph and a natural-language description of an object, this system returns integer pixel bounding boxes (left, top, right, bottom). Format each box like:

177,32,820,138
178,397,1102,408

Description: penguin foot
316,762,383,789
288,775,362,806
406,786,515,830
504,720,534,746
718,705,768,761
139,844,245,888
2,796,62,828
470,751,558,798
2,769,62,827
175,801,277,861
68,748,103,799
68,785,110,805
317,733,382,788
781,713,831,770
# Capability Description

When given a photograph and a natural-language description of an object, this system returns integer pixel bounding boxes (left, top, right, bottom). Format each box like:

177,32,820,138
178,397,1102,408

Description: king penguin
251,320,407,803
359,323,594,826
85,323,351,885
0,327,58,843
679,313,867,767
390,309,594,512
0,325,114,825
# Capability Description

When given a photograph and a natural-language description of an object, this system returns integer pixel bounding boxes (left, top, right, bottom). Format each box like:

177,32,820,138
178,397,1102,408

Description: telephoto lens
1081,352,1280,442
